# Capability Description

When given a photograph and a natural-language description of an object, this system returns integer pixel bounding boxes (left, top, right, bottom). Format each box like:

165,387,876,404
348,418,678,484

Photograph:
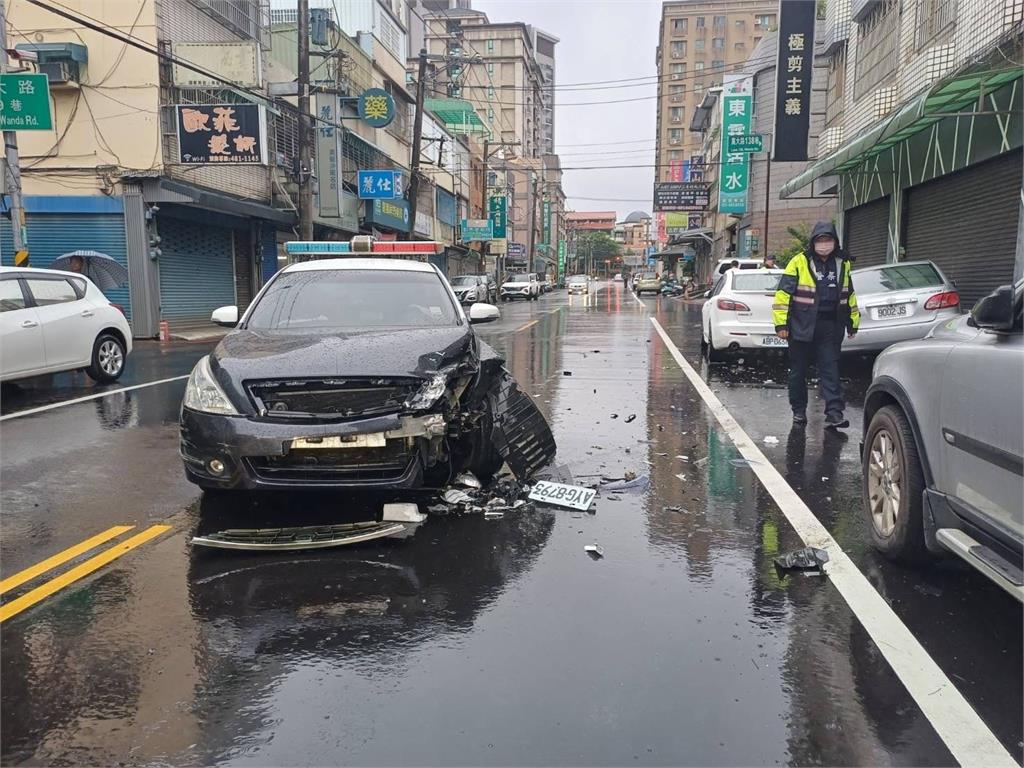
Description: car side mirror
468,302,500,324
970,284,1014,331
211,305,239,327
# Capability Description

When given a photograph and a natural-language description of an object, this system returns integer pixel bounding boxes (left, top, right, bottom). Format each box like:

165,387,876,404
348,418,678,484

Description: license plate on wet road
762,335,788,347
529,480,596,511
875,304,908,319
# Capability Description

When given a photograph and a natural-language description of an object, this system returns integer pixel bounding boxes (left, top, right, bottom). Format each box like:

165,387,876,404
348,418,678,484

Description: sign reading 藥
488,196,507,238
0,73,53,130
719,94,752,214
773,0,816,162
358,170,402,199
176,104,267,164
358,88,396,128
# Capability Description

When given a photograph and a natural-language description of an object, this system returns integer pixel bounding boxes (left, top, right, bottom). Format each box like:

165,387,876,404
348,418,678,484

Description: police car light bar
285,237,443,256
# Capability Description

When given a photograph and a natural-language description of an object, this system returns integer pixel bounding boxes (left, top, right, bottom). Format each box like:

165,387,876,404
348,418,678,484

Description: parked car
501,272,541,301
450,274,489,304
845,260,962,353
540,277,553,293
0,266,132,384
713,258,762,276
861,279,1023,601
181,256,556,491
567,274,589,295
612,273,623,282
634,272,662,296
701,269,785,362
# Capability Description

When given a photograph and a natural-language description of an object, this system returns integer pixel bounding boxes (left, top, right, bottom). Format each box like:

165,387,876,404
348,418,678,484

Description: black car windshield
855,263,942,294
451,276,478,286
247,269,459,331
733,273,782,291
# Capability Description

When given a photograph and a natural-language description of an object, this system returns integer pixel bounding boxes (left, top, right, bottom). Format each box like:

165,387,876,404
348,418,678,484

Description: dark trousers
788,314,844,416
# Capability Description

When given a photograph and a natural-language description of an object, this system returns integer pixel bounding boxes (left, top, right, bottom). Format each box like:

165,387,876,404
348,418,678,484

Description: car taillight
717,298,750,311
924,291,959,310
111,303,126,316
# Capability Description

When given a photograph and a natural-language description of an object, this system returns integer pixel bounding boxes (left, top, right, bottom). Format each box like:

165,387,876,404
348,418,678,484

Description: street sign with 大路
727,134,764,153
0,73,52,130
461,219,494,242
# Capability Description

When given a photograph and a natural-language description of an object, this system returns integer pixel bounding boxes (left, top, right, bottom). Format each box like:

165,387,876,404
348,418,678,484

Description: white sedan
701,268,786,362
0,266,133,383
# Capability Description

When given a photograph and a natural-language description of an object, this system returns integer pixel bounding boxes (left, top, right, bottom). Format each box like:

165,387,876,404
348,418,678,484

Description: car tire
862,404,929,563
87,333,126,383
705,324,724,363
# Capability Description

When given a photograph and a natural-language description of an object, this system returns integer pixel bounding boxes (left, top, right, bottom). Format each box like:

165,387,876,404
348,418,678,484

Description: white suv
501,272,540,301
0,267,133,384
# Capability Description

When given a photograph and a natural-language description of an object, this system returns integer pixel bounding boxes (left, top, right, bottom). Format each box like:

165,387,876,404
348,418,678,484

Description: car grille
247,378,420,419
247,441,414,483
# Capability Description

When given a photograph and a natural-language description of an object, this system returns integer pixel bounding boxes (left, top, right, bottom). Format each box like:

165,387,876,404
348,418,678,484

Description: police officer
773,221,860,428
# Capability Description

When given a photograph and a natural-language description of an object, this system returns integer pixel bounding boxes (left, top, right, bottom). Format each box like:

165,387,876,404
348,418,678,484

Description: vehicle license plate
762,335,788,347
875,304,908,319
528,480,596,511
291,433,386,449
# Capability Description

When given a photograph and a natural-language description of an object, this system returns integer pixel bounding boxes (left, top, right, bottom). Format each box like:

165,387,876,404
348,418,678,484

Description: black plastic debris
584,543,605,559
600,475,650,492
729,458,761,468
563,371,572,376
625,414,637,423
774,547,829,571
611,413,619,419
490,373,557,480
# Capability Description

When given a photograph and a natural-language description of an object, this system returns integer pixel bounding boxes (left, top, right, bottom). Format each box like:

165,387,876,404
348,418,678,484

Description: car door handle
20,319,38,328
81,310,95,317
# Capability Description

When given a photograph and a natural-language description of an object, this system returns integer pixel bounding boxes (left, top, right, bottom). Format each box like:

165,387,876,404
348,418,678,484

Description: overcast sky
475,0,663,219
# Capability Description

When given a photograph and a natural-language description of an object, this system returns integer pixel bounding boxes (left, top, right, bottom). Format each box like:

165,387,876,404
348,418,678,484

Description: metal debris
584,543,605,559
381,503,427,524
774,547,829,571
763,436,780,445
625,414,637,423
442,488,474,506
191,522,405,551
729,458,761,468
600,475,650,492
454,472,482,489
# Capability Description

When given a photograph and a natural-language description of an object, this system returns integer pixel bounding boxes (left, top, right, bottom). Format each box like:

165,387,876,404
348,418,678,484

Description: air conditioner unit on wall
39,60,80,86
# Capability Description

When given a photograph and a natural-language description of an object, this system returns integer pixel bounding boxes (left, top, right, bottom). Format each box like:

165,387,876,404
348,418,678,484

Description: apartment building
781,0,1023,304
531,27,558,155
655,0,779,184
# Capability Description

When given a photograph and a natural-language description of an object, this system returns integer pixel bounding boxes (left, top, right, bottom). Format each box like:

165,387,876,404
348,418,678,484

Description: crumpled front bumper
180,407,446,490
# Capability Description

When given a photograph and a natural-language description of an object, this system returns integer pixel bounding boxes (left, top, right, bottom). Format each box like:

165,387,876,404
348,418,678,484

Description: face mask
813,239,835,256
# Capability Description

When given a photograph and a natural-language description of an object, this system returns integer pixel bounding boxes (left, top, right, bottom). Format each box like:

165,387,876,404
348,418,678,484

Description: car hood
211,326,475,383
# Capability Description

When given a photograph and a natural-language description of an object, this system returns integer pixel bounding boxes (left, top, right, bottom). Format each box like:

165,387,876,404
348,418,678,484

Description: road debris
774,547,830,571
563,371,573,376
529,480,597,511
442,488,474,506
191,522,405,551
675,473,686,481
625,414,637,423
763,436,779,445
600,475,650,492
729,458,761,468
381,503,427,524
454,472,482,489
584,543,605,559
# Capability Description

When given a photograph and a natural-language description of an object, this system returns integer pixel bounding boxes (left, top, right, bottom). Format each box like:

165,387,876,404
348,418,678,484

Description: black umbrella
50,250,129,291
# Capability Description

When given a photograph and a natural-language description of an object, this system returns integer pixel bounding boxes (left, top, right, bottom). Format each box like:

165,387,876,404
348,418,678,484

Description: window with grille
671,41,686,57
669,129,683,142
712,37,725,49
673,18,688,34
486,39,494,52
826,46,847,128
711,59,724,70
713,15,727,29
375,5,406,61
671,63,685,74
670,107,684,122
695,39,705,52
694,82,704,94
855,0,900,98
695,61,704,71
735,19,746,30
916,0,957,48
696,16,705,27
755,14,775,28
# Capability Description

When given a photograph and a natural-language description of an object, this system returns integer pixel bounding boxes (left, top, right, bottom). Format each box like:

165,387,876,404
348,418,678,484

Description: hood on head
810,220,840,245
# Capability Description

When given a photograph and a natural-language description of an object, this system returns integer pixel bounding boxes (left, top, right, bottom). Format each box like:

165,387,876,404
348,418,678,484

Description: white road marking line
0,375,190,422
649,316,1015,768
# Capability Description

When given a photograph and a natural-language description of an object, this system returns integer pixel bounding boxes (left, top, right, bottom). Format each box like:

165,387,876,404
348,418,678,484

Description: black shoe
792,411,807,424
825,413,849,429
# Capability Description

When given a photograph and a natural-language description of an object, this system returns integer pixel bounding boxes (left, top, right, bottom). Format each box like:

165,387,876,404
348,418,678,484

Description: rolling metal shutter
844,197,890,268
1,213,131,322
905,150,1022,308
158,217,235,332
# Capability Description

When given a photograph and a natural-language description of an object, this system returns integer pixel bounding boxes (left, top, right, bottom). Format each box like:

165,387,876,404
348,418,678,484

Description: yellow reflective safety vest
772,252,860,342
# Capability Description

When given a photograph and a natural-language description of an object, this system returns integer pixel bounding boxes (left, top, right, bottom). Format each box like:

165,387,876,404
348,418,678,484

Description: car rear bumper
712,319,787,351
501,288,533,298
843,311,960,353
180,407,445,490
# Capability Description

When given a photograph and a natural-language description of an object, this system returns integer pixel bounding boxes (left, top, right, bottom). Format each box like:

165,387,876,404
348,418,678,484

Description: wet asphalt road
1,282,1021,766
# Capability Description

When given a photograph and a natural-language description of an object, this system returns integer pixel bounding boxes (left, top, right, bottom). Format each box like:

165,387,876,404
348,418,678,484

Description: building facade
655,0,780,185
782,0,1024,305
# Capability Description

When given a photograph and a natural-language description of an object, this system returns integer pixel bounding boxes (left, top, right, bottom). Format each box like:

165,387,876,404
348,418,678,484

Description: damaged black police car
180,245,555,490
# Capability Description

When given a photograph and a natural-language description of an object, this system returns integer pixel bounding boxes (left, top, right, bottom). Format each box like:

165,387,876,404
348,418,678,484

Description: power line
556,138,657,148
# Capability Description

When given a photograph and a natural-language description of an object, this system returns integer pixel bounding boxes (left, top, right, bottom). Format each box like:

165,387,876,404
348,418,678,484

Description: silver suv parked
861,279,1023,601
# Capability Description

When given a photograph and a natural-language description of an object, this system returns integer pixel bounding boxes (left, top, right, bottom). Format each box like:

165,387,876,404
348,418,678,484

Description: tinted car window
247,270,459,331
25,278,79,306
451,276,478,286
855,264,942,294
0,279,26,312
733,273,781,291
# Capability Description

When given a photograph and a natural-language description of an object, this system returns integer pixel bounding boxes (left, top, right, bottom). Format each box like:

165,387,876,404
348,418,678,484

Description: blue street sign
358,169,401,199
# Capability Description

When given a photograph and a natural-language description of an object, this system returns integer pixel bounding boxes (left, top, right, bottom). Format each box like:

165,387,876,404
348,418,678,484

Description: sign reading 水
773,0,816,162
719,94,752,214
0,73,52,130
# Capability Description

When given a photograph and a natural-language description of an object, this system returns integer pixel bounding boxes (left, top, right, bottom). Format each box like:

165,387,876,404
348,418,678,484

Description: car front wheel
862,404,928,562
88,333,126,383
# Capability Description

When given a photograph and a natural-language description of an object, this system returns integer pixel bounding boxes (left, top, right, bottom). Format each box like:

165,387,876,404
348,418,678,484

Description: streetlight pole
407,48,428,236
1,1,29,264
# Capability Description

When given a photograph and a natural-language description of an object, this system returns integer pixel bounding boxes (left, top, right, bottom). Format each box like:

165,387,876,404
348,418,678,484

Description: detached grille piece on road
247,378,420,419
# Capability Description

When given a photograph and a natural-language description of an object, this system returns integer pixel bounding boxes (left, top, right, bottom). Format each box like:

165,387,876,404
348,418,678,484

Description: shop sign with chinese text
358,88,396,128
718,94,751,214
558,240,566,276
358,170,402,199
488,196,507,238
542,199,552,245
654,182,709,212
773,0,816,162
176,104,267,164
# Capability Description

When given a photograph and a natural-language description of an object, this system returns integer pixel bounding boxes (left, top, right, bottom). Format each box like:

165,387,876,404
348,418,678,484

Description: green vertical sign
719,94,751,214
558,240,566,278
489,196,507,239
0,73,53,130
542,199,552,245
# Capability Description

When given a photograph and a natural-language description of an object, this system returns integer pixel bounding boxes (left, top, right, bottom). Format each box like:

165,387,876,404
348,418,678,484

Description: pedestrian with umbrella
49,250,129,292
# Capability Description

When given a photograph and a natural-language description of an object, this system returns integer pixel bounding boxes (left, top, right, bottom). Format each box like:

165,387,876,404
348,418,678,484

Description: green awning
780,63,1023,198
424,98,489,135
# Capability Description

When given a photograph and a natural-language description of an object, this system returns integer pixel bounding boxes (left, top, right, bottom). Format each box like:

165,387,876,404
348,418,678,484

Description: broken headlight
404,372,449,411
183,356,239,415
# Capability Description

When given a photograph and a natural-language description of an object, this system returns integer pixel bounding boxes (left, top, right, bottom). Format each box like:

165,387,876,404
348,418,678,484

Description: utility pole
527,172,538,274
0,1,28,264
407,48,428,237
297,0,313,239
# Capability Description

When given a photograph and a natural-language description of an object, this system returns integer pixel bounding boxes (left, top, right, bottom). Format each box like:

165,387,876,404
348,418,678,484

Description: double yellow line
0,524,171,623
